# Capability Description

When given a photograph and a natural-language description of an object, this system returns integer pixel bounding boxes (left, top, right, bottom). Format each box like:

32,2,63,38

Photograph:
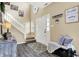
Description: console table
0,38,17,57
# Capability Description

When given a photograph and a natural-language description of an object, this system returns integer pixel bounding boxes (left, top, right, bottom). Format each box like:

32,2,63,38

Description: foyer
0,2,79,57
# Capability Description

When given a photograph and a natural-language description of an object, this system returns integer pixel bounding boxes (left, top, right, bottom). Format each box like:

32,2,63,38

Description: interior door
36,14,50,46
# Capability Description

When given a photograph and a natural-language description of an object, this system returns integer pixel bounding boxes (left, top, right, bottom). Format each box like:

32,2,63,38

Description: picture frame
4,2,10,5
32,6,39,14
10,4,18,11
18,10,24,17
65,6,79,23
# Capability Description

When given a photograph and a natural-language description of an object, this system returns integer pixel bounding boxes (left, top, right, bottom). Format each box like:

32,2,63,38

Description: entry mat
27,42,47,54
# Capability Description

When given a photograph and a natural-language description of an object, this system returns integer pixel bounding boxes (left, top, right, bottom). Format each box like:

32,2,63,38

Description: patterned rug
27,42,47,54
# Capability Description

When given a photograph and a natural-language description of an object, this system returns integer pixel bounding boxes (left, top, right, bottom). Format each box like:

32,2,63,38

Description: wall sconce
52,13,63,24
55,19,59,24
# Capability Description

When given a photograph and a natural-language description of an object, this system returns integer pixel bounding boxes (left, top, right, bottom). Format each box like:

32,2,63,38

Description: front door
35,14,50,46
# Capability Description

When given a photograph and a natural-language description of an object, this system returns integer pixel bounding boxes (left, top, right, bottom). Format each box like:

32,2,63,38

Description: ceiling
30,2,52,8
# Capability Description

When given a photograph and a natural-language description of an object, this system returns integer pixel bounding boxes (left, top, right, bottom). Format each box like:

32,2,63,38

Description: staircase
26,32,36,43
4,12,36,43
4,13,27,39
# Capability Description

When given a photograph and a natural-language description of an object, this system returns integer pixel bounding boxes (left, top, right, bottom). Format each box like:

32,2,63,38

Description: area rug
27,42,47,54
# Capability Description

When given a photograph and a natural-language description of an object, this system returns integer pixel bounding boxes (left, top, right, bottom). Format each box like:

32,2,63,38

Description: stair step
26,37,35,39
26,39,36,43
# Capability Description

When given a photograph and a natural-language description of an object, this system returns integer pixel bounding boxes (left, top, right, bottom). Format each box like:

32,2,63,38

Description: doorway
35,14,50,46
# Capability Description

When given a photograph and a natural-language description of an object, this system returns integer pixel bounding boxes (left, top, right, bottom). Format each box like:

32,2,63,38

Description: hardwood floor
17,43,58,57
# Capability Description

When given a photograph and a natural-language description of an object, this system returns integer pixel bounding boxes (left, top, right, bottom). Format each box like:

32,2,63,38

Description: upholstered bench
47,35,76,57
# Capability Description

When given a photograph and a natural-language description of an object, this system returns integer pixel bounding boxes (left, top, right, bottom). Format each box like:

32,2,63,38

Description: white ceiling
30,2,52,8
30,2,52,14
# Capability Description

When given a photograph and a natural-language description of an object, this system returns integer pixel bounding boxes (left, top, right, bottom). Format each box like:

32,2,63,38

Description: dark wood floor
17,43,57,57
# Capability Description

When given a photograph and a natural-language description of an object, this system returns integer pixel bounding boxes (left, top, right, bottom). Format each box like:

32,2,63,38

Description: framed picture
18,10,24,17
4,2,10,5
32,6,39,14
10,4,18,11
65,6,79,23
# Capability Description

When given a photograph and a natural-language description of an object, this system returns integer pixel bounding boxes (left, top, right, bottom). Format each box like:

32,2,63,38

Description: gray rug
27,42,47,54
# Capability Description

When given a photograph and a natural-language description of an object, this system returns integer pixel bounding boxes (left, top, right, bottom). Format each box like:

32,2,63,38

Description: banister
4,12,27,38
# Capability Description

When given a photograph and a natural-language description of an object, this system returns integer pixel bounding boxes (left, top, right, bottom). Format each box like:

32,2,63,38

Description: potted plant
0,2,5,34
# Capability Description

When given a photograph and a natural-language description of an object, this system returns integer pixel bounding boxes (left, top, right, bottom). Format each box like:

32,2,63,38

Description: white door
35,14,50,46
